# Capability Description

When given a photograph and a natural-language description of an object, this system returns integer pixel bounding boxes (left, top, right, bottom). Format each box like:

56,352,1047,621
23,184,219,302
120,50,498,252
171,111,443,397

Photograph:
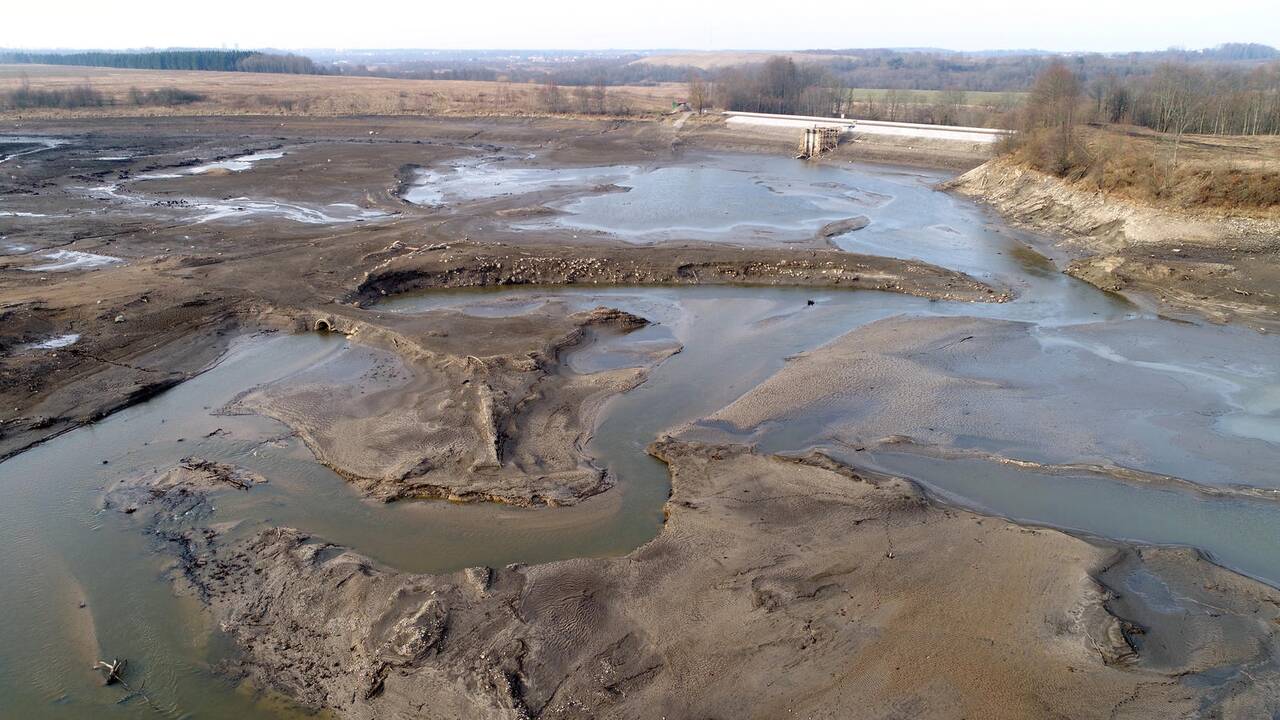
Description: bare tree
883,89,901,121
540,76,564,113
937,90,967,125
686,71,708,113
573,84,592,114
1148,63,1207,184
591,77,607,115
1026,61,1083,173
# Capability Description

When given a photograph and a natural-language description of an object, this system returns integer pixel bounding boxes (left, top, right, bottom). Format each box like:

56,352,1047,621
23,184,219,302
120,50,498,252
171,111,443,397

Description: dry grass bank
955,125,1280,328
1008,125,1280,217
0,64,685,118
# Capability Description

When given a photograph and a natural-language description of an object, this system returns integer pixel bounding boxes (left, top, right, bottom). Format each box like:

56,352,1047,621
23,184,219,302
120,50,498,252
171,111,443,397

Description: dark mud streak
348,245,1010,307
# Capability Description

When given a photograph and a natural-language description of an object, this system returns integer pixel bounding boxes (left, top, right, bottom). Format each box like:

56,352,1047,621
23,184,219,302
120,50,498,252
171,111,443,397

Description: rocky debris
176,456,265,490
464,566,492,594
576,306,648,332
103,458,265,516
348,242,1009,306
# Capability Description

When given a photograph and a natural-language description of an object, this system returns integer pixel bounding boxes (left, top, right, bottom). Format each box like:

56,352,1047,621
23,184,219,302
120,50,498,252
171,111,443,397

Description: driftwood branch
94,657,166,714
94,658,126,686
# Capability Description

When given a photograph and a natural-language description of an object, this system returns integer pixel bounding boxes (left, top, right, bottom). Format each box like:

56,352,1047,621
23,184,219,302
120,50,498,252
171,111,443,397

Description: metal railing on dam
723,111,1011,144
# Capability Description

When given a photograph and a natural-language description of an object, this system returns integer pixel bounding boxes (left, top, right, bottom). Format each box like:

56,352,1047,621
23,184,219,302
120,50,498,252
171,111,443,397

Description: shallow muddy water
0,333,347,719
3,153,1280,717
69,148,395,226
0,136,66,165
402,155,631,206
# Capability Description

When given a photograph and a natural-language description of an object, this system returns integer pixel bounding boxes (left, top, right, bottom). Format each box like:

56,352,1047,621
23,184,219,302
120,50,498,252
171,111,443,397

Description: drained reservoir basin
1,152,1278,718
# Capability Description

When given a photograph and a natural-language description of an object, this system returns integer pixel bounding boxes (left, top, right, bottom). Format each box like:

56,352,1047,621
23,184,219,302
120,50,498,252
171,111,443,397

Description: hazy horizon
3,0,1277,55
3,45,1277,56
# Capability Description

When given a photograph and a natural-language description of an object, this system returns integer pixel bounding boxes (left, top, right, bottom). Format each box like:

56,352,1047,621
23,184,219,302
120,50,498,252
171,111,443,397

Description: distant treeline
715,58,836,116
797,44,1280,93
323,43,1280,95
709,56,1013,127
334,56,692,86
706,52,1280,136
0,50,320,74
1005,61,1280,211
1090,63,1280,135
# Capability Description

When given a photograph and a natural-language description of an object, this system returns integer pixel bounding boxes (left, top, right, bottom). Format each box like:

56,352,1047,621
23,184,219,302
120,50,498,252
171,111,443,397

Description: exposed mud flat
1,116,1278,719
232,306,665,506
688,314,1280,491
681,312,1280,586
0,124,1004,468
119,441,1280,719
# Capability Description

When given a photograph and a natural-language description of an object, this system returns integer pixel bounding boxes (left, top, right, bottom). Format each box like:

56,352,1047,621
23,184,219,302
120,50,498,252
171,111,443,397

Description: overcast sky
4,0,1277,53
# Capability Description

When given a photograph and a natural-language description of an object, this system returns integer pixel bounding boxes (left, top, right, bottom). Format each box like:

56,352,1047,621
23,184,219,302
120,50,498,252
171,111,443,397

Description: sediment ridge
349,241,1009,306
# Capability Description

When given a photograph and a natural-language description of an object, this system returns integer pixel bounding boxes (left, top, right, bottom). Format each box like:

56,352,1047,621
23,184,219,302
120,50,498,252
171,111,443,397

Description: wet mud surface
1,116,1278,719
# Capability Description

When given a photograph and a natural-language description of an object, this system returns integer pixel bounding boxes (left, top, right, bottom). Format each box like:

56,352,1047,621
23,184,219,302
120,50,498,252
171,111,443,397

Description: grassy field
1099,125,1280,169
0,64,1026,122
0,64,687,118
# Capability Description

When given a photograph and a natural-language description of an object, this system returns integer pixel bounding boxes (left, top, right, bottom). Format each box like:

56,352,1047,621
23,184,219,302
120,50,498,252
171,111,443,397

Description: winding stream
1,155,1279,717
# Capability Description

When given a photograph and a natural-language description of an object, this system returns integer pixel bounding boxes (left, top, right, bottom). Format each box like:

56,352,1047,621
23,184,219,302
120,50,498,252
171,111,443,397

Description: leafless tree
591,77,607,114
687,72,708,113
540,76,564,113
1025,61,1083,173
1147,63,1208,182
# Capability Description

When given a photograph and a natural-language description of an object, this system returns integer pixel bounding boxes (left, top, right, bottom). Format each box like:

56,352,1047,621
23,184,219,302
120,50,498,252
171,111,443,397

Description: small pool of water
189,151,286,175
549,163,873,242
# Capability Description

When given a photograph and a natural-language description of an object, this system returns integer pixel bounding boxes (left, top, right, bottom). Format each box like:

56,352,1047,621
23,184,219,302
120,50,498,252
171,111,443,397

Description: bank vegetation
0,77,204,110
1001,61,1280,215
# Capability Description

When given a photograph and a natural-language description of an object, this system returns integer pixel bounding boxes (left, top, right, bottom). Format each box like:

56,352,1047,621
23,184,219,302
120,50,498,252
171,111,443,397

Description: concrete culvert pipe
314,319,333,333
